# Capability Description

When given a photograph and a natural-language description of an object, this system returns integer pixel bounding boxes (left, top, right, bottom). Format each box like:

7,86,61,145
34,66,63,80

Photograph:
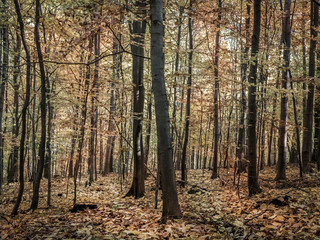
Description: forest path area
1,166,320,239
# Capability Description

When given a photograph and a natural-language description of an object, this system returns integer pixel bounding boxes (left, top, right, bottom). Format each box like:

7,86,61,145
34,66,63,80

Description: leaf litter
1,164,320,239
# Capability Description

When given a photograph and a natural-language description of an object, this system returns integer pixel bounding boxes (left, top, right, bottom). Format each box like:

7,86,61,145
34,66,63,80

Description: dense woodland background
0,0,320,239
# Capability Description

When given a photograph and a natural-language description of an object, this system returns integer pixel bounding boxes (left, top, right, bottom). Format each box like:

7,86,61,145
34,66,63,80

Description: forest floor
1,165,320,239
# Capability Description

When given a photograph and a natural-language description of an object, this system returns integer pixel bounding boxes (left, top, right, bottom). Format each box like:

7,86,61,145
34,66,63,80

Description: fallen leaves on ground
1,164,320,239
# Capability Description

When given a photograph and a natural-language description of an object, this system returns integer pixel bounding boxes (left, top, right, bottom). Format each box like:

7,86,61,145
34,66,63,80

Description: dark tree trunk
89,28,100,185
302,2,318,173
74,45,91,205
150,0,182,221
237,1,250,173
181,0,193,187
30,0,47,211
103,32,119,175
144,96,152,179
172,6,183,167
247,0,262,196
125,0,146,198
0,0,8,190
276,0,291,181
12,0,31,215
211,0,221,179
8,31,21,184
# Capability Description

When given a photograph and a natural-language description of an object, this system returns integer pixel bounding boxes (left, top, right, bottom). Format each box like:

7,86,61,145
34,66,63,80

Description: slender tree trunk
211,0,221,179
89,28,100,184
172,6,183,167
0,0,8,190
144,95,152,178
31,62,37,181
12,0,31,215
74,47,91,205
276,0,291,181
150,0,182,221
8,31,21,184
103,28,119,175
247,0,262,196
302,2,318,173
237,2,250,173
181,0,193,187
31,0,47,211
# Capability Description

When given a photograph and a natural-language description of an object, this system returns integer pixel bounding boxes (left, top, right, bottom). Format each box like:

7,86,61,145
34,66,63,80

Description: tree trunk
89,28,100,185
211,0,221,179
30,0,47,211
172,6,183,167
144,95,152,178
12,0,31,215
302,2,318,173
236,2,250,173
0,0,8,190
74,46,91,205
103,37,119,175
181,0,193,187
125,0,146,198
276,0,291,181
150,0,182,221
247,0,261,196
8,31,21,184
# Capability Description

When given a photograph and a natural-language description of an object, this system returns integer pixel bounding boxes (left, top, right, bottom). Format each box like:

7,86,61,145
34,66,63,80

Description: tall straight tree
276,0,291,181
103,6,119,175
150,0,182,221
8,31,21,185
211,0,221,179
0,0,8,192
247,0,261,196
125,0,146,198
302,1,318,173
236,1,250,173
181,0,193,187
31,0,47,211
12,0,31,215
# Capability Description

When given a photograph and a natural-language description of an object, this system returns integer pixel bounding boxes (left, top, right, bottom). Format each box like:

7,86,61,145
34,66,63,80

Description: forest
0,0,320,239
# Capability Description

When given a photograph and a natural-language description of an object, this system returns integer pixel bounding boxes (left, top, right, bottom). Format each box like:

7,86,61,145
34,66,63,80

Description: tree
31,0,47,211
211,0,222,179
125,0,147,198
181,0,193,187
12,0,31,215
276,0,291,181
247,0,262,196
0,0,8,192
150,0,182,221
302,1,318,173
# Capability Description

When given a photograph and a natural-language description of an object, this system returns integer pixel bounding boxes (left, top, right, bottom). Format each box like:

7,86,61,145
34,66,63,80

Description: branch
314,0,320,6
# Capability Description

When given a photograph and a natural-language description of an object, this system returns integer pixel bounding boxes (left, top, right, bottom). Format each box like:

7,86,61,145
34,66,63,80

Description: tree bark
247,0,262,196
31,0,47,211
0,0,8,190
302,1,318,173
211,0,221,179
12,0,31,215
276,0,291,181
125,0,146,198
150,0,182,221
181,0,193,187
